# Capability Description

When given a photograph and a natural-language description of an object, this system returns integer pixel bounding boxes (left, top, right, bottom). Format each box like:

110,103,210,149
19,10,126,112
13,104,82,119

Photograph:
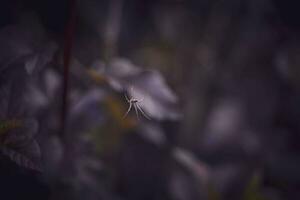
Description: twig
60,0,77,141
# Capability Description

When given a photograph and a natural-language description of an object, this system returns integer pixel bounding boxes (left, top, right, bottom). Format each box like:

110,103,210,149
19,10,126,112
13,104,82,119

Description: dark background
1,0,300,200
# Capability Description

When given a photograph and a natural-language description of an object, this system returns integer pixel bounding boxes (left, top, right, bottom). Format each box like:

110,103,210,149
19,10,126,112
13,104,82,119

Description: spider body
123,93,150,120
129,99,138,103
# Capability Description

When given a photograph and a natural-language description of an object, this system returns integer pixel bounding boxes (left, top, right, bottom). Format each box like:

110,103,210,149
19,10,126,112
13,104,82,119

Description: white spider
123,90,151,120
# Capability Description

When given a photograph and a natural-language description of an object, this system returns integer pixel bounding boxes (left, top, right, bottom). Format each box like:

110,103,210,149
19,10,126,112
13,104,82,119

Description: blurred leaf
207,182,221,200
243,173,265,200
0,66,29,119
87,69,109,85
1,141,41,171
0,17,56,74
68,89,105,134
89,95,136,157
92,58,181,120
0,119,22,138
104,95,136,129
138,122,166,146
0,118,41,171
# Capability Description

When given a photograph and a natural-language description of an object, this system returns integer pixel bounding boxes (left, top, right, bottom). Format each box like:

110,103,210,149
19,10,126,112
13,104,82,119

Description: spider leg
124,94,130,102
136,103,151,120
133,103,139,120
123,102,132,119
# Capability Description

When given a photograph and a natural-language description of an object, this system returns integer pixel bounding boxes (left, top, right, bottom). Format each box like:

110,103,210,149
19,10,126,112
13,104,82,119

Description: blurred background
1,0,300,199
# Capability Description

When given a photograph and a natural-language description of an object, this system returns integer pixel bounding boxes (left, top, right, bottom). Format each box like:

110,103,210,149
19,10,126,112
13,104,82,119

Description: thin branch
60,0,77,141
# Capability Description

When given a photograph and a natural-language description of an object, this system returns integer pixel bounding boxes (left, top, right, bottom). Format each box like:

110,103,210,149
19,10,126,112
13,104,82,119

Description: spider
123,92,151,120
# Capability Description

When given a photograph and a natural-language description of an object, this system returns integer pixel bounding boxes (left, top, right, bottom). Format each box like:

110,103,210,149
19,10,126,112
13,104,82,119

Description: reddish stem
61,0,76,139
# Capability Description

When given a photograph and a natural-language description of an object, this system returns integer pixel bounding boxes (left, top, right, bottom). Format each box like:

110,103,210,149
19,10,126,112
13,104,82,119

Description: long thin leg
123,102,132,118
124,94,130,102
133,103,139,120
136,103,151,120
